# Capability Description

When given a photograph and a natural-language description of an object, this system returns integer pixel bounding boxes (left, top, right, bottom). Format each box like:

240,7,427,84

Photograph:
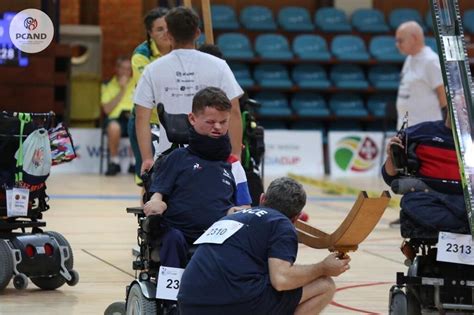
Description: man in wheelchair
382,112,468,237
383,112,474,313
143,87,251,269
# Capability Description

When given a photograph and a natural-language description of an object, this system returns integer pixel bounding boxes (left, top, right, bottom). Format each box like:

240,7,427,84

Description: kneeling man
178,177,351,315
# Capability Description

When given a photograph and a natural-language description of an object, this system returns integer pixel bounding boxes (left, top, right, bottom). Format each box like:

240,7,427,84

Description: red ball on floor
299,211,309,222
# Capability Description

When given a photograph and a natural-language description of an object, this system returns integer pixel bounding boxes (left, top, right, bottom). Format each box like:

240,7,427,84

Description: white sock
111,156,120,164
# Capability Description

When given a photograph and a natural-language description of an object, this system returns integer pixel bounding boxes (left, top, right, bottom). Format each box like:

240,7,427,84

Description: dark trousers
159,225,189,268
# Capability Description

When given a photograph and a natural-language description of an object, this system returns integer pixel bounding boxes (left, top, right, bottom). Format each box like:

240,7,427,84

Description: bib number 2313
437,231,474,265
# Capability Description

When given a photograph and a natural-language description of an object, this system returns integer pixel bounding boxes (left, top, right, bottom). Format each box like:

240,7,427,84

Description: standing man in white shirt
390,20,448,228
134,6,244,175
395,21,447,129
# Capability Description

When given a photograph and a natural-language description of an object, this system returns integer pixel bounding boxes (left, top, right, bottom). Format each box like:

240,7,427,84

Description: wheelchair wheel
126,283,158,315
30,231,75,290
389,289,407,315
104,301,126,315
406,290,421,315
0,240,13,290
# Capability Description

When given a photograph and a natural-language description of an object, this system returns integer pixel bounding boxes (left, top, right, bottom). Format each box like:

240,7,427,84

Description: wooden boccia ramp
296,191,391,255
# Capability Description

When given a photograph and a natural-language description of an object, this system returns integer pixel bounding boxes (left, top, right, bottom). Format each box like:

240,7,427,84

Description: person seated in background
143,86,251,269
178,177,351,315
101,55,135,176
382,111,469,234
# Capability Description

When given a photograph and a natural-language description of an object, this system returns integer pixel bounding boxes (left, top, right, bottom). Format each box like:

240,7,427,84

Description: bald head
395,21,425,55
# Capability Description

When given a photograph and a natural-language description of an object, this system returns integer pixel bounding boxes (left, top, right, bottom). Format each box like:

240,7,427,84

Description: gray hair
262,177,306,219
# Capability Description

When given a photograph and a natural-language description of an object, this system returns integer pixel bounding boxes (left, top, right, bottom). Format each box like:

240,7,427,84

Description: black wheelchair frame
0,111,78,291
389,231,474,314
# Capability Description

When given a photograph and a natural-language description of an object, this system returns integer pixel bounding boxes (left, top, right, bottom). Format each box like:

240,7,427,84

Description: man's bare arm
268,253,350,292
135,105,154,174
436,85,448,110
144,192,167,216
229,97,243,159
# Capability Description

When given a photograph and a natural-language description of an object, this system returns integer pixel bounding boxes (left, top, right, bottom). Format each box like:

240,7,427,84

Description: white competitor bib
437,231,474,265
156,266,185,301
6,187,29,217
194,220,244,245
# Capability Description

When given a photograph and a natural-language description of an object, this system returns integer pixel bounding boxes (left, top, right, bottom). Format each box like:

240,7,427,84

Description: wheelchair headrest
157,103,190,145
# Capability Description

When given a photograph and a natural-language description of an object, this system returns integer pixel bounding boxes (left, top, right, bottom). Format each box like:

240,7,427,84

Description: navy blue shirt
178,207,298,305
150,148,236,240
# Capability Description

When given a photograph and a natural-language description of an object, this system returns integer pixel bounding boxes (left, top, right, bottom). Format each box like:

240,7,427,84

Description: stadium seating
240,5,277,31
330,64,369,90
217,33,254,59
369,36,405,62
254,64,293,89
367,93,396,118
211,5,239,30
228,62,254,88
425,36,438,54
331,35,370,61
278,6,314,32
368,65,400,90
464,9,474,33
292,34,331,61
254,92,292,116
291,93,330,117
315,7,352,32
329,93,368,117
389,8,424,31
292,64,331,89
255,33,293,60
351,8,390,33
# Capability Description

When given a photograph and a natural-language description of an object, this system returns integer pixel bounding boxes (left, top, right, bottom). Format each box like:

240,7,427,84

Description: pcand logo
9,9,54,53
23,16,38,31
16,16,47,40
334,136,379,172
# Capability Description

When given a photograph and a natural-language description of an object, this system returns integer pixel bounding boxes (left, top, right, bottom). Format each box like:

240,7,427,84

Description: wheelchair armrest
391,177,432,195
126,206,145,215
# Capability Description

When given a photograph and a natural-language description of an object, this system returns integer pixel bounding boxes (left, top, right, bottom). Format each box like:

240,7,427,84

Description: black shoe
105,162,121,176
389,218,401,228
163,304,178,315
128,164,135,174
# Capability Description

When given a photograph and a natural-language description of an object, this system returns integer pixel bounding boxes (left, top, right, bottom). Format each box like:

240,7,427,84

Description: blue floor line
49,194,140,201
48,194,356,202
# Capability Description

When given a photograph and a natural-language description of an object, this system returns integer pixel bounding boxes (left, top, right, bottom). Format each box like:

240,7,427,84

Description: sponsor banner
329,131,385,177
53,128,132,174
264,130,324,177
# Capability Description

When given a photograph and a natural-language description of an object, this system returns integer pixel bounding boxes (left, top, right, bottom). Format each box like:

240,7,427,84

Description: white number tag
194,220,244,245
6,187,29,217
156,266,185,301
437,231,474,265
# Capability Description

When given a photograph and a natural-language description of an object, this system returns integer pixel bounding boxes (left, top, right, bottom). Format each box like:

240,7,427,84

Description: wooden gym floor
0,173,405,315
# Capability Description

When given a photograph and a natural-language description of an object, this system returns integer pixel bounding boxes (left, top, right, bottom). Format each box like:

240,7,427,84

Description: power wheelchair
0,111,79,291
387,124,474,314
105,104,198,315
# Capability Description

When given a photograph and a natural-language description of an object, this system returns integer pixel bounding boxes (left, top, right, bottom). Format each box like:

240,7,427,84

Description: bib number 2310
156,266,185,301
